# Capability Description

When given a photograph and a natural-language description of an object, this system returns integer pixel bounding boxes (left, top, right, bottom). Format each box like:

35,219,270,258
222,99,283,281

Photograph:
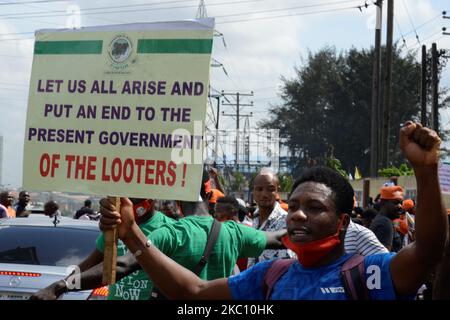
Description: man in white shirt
248,168,292,267
345,220,389,255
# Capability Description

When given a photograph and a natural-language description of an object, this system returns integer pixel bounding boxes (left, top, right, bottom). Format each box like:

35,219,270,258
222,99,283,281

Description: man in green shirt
31,170,286,300
31,198,175,300
95,198,175,300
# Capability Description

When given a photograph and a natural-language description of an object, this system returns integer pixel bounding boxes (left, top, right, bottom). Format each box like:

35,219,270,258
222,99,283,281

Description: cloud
0,0,449,186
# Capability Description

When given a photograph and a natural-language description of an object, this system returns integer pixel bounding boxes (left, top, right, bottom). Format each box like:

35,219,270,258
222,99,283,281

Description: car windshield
0,225,99,266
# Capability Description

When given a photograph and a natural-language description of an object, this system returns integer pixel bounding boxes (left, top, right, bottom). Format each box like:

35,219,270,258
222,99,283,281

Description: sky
0,0,449,188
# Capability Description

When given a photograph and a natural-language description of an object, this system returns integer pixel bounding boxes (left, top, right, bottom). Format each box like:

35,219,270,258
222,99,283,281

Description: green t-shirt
96,211,175,300
149,215,266,280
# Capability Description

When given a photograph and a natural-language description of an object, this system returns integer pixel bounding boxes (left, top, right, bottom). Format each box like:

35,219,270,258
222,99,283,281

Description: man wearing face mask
370,185,405,252
31,197,175,300
95,121,448,300
32,168,287,300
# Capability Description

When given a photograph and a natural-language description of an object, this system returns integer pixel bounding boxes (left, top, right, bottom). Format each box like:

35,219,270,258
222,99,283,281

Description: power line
218,36,245,90
253,96,279,102
0,81,28,87
0,86,28,92
0,31,34,36
214,0,363,19
0,0,69,28
0,0,263,20
0,0,360,18
0,0,261,42
0,0,365,37
216,4,370,25
19,0,127,25
0,37,34,42
402,0,420,44
394,16,408,49
0,1,177,17
395,13,442,46
401,13,441,39
413,14,442,32
0,0,67,5
0,53,32,58
411,30,444,50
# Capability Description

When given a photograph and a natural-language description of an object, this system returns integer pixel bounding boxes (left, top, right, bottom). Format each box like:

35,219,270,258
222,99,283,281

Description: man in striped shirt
344,219,389,256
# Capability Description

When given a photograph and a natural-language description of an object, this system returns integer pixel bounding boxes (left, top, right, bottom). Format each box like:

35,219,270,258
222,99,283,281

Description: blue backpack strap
340,254,369,300
262,259,295,300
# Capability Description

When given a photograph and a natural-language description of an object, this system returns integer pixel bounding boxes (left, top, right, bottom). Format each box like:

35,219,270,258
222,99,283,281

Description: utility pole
431,43,439,136
243,116,251,172
221,91,254,170
381,0,394,168
370,0,382,177
421,45,427,126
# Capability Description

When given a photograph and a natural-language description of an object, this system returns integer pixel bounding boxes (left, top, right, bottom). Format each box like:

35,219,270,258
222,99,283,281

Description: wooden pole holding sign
102,196,119,284
23,21,215,285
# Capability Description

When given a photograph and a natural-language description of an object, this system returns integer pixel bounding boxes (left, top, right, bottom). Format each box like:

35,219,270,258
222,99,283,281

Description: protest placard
23,19,214,202
439,162,450,194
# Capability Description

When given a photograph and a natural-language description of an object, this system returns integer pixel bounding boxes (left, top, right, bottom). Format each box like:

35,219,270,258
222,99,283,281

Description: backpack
262,255,369,300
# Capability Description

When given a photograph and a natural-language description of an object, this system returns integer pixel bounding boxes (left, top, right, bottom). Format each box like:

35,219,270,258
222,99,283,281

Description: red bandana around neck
282,216,345,268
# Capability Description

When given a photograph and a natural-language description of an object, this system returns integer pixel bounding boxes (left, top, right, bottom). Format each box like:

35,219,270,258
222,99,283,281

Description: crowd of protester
1,122,449,300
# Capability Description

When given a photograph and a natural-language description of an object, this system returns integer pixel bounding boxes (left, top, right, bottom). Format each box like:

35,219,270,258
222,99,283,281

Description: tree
278,173,294,192
260,45,449,177
325,144,349,179
230,171,245,192
378,163,414,178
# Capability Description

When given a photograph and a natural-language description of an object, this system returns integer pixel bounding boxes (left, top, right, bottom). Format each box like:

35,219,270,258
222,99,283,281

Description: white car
0,215,108,300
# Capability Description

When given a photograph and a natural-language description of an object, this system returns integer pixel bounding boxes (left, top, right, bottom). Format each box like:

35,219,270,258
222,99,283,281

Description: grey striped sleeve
345,222,389,256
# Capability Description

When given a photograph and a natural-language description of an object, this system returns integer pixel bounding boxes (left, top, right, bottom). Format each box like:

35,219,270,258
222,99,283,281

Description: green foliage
325,156,349,179
278,173,294,192
230,171,245,192
378,163,414,178
260,45,449,177
248,172,258,191
217,172,226,189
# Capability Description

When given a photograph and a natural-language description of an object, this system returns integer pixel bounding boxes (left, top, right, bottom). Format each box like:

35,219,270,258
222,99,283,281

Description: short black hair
217,196,240,210
19,191,29,197
291,166,354,215
44,200,59,211
362,208,378,220
84,199,92,207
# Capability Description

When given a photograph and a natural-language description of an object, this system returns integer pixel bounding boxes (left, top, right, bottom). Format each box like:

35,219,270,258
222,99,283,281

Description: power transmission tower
196,0,208,19
208,93,222,162
221,91,254,170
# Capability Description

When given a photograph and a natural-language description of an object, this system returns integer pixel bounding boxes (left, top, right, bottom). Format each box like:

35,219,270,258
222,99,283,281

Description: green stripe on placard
137,39,212,54
33,39,212,54
34,40,103,54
